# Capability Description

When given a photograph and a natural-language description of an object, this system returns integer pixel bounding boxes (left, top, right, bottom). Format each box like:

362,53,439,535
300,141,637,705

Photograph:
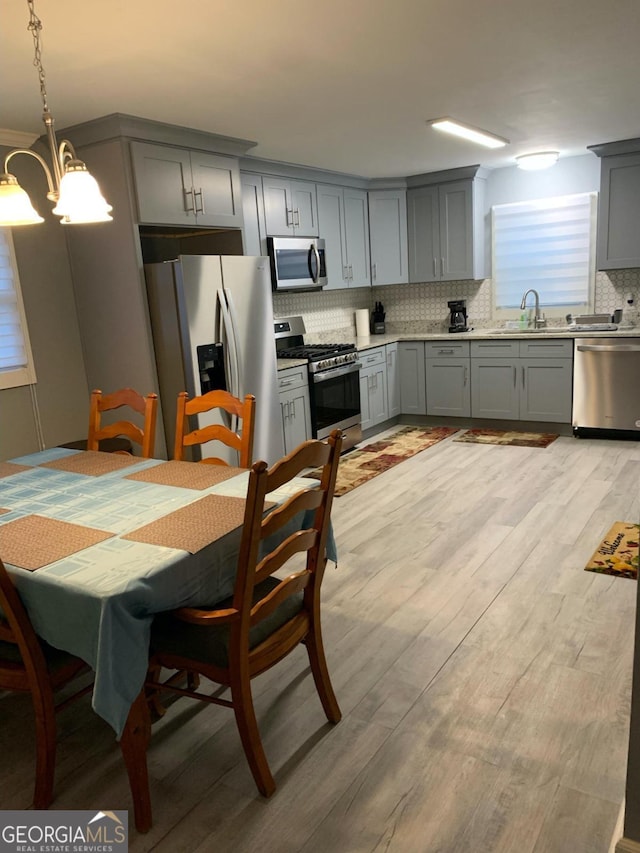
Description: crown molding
0,128,39,149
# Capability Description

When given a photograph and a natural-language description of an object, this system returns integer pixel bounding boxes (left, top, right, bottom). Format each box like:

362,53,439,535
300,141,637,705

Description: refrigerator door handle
218,290,236,393
224,290,244,399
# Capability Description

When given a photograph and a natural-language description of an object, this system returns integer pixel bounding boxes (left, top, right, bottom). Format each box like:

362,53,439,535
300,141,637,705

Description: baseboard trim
615,838,640,853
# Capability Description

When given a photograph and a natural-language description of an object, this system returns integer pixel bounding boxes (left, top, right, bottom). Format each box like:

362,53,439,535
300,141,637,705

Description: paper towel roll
355,309,370,338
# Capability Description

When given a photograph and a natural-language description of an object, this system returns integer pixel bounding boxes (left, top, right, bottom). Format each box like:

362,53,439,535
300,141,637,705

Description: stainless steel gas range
275,316,362,452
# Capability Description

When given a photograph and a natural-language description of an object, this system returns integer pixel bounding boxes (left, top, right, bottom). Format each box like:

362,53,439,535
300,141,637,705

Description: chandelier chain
27,0,49,114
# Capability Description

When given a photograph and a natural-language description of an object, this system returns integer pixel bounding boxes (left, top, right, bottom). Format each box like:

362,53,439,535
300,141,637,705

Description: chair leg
31,689,58,809
305,618,341,724
230,673,276,797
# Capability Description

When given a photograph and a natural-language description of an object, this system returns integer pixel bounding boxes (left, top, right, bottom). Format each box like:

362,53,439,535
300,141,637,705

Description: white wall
485,152,600,208
0,143,89,461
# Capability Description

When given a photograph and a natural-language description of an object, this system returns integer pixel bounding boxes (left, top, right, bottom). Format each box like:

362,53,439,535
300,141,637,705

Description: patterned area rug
308,426,458,497
453,429,559,448
584,522,639,579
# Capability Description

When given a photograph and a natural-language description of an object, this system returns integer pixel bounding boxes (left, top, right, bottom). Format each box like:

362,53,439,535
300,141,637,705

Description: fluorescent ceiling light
516,151,560,171
428,118,509,149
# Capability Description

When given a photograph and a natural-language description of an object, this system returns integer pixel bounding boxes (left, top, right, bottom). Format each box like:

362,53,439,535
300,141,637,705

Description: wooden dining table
0,447,334,832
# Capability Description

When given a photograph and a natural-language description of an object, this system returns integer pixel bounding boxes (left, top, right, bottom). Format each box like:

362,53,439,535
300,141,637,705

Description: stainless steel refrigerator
144,255,284,465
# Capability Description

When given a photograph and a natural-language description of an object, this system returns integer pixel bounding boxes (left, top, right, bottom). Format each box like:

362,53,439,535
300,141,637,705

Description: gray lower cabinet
359,346,388,431
398,341,426,415
470,339,573,422
317,184,370,289
369,189,409,286
425,340,471,417
386,342,400,418
131,141,243,228
278,366,311,454
471,357,520,419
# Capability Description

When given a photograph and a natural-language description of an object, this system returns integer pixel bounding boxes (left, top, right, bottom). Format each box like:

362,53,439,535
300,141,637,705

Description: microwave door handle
309,243,320,284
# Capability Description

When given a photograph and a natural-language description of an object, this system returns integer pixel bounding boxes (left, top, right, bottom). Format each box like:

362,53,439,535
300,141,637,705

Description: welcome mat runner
453,429,559,448
585,522,639,579
307,426,458,497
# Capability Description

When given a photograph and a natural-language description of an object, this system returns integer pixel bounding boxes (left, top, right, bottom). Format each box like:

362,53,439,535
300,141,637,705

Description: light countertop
276,328,639,369
354,328,640,351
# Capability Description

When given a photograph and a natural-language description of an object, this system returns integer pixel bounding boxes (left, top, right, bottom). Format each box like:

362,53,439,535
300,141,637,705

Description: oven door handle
312,362,362,383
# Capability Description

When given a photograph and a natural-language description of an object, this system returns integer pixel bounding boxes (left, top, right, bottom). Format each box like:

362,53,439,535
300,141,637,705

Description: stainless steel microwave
267,237,327,291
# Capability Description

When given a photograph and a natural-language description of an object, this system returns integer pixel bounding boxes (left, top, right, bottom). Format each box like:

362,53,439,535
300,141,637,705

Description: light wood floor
1,429,638,852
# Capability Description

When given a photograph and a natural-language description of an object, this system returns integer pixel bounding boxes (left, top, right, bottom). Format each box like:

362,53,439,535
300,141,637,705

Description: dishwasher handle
577,344,640,353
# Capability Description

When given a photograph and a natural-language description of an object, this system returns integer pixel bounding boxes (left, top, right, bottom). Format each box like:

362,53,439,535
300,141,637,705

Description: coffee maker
448,300,468,333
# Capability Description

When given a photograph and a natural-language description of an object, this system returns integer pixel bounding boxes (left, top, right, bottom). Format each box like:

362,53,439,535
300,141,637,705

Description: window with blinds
492,192,597,318
0,228,36,389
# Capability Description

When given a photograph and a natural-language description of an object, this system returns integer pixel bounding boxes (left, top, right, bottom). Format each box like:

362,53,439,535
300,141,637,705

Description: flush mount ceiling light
516,151,560,171
428,117,509,149
0,0,113,226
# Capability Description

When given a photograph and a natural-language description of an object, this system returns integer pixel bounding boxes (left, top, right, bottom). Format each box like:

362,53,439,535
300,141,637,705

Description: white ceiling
2,0,640,178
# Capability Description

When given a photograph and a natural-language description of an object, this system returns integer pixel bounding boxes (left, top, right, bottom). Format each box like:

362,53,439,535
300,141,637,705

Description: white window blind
492,192,597,316
0,228,36,390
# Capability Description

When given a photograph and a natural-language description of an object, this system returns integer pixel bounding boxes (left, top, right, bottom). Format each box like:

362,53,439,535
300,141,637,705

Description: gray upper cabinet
407,167,486,283
262,177,318,236
369,189,408,286
589,140,640,270
317,184,370,289
241,173,267,256
131,141,243,228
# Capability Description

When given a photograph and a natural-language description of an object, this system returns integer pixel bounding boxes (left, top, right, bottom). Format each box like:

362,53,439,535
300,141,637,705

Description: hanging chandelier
0,0,113,226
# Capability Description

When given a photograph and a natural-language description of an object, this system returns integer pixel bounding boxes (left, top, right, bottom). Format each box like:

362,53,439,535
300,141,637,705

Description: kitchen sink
490,327,566,334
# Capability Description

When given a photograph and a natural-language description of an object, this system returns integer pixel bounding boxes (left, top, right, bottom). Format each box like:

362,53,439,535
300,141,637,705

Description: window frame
0,228,37,390
491,192,598,322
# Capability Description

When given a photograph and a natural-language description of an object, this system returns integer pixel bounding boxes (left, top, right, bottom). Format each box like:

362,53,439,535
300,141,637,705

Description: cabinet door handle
183,187,195,213
441,257,444,277
291,399,296,417
194,187,205,215
439,349,455,355
343,265,349,280
280,379,294,387
349,264,353,280
522,366,525,388
464,366,468,386
372,262,377,281
433,257,437,278
513,366,517,386
294,208,300,227
286,209,294,227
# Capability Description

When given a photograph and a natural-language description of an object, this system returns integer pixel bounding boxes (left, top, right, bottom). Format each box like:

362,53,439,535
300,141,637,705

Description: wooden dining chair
173,390,256,468
87,388,158,458
0,557,93,809
146,429,343,797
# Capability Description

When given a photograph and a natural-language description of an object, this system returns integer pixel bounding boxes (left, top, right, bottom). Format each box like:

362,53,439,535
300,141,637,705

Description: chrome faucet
520,289,546,328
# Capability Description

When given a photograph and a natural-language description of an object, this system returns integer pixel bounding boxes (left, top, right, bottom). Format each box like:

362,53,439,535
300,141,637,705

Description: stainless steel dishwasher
573,337,640,435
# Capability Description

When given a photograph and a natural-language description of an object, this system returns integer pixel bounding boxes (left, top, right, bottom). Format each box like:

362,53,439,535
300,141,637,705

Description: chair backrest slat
87,388,158,458
232,431,342,629
174,390,255,468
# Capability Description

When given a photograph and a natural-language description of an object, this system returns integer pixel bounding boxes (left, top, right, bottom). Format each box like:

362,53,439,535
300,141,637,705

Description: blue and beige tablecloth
0,448,334,737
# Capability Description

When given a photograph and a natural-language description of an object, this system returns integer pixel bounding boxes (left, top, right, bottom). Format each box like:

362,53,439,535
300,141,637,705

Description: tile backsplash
273,269,640,340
